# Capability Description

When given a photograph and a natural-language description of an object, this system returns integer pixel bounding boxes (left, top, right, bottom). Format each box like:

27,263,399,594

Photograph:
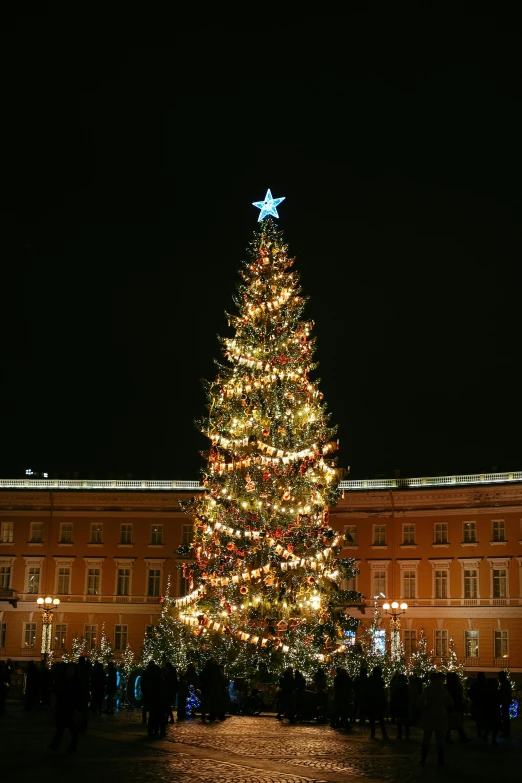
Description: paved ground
1,705,520,783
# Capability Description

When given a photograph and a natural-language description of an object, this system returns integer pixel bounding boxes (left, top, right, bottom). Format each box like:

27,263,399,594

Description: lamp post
36,596,60,662
382,600,408,659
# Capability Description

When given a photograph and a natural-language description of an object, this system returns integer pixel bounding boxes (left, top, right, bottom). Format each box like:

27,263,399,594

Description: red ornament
287,543,294,553
262,471,270,482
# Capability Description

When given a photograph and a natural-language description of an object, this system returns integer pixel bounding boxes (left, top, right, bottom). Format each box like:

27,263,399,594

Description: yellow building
1,471,521,673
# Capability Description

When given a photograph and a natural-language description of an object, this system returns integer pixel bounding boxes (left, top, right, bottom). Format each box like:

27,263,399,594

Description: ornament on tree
245,474,255,492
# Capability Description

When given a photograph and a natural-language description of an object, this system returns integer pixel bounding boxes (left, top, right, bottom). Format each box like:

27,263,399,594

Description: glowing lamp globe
53,598,60,605
382,602,390,611
391,601,399,610
400,602,408,611
44,597,52,604
37,597,44,605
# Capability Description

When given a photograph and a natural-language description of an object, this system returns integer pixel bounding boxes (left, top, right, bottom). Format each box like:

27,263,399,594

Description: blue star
252,189,286,221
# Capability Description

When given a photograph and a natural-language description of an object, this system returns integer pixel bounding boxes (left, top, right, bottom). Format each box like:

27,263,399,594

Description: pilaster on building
0,471,521,675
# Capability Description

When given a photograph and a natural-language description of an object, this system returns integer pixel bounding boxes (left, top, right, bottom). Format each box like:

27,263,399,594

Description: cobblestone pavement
1,705,520,783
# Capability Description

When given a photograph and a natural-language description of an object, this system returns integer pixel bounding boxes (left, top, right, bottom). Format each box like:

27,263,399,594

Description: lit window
84,624,97,650
435,570,448,599
0,521,14,544
434,523,448,544
59,523,73,544
114,624,128,651
0,567,11,590
465,630,479,657
27,566,41,594
463,522,476,543
120,524,132,544
403,570,416,599
151,525,163,545
117,568,131,596
373,629,386,655
23,623,37,649
148,569,161,597
434,629,448,658
372,570,386,596
30,522,43,543
344,630,356,646
87,568,100,595
492,520,505,542
57,567,70,595
493,569,507,598
344,525,357,546
90,524,103,544
54,624,67,650
372,525,386,546
464,569,478,599
403,629,417,658
402,525,415,545
494,630,508,659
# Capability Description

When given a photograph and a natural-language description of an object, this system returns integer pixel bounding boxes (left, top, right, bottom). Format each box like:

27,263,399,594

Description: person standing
445,672,469,743
498,671,512,738
390,673,410,740
48,663,84,753
367,666,388,740
420,672,454,766
469,672,487,738
483,678,501,744
353,667,369,724
163,662,178,724
105,661,117,715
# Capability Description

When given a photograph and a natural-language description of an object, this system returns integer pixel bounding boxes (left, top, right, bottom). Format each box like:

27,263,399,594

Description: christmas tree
151,192,360,680
407,628,435,679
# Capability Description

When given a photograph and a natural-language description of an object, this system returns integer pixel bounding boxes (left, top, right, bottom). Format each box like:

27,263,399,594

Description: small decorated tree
62,636,87,664
88,623,113,666
407,628,435,680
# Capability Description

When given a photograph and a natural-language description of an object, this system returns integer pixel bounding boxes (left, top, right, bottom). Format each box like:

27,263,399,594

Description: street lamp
36,596,60,660
382,600,408,658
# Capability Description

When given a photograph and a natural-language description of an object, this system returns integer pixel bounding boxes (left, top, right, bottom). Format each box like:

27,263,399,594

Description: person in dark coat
390,673,410,739
141,661,168,738
104,661,117,714
163,662,178,724
498,671,512,738
420,672,453,766
0,661,9,714
353,667,369,724
483,678,501,744
91,662,106,715
25,661,40,710
277,667,296,723
469,672,487,738
48,663,84,753
445,672,469,743
199,659,223,723
331,668,353,729
367,666,389,740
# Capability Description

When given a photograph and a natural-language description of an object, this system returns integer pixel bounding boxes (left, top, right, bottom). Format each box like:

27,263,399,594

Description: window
372,570,386,596
30,522,43,543
23,623,37,649
344,525,357,546
372,525,386,545
114,624,128,651
120,524,132,545
402,524,415,545
117,568,131,596
144,625,155,639
465,630,479,658
151,525,163,545
492,520,505,542
342,576,357,592
148,569,161,597
344,630,356,646
373,629,386,655
57,567,70,594
0,566,11,589
84,624,97,650
434,523,448,544
464,569,478,599
59,523,73,543
0,622,6,649
493,568,507,598
27,566,41,594
90,523,103,544
179,575,190,597
0,521,14,543
435,570,448,599
182,524,194,546
403,569,416,599
87,568,100,595
434,629,448,658
54,624,67,650
463,522,476,543
403,629,417,658
494,630,508,659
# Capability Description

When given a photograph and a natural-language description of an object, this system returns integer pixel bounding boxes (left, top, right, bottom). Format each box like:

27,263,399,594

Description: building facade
1,472,521,673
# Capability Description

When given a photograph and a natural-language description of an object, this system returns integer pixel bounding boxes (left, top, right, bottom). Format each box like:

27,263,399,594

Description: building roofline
0,470,521,492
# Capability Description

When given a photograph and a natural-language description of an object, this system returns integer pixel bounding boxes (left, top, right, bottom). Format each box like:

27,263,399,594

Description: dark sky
2,13,521,480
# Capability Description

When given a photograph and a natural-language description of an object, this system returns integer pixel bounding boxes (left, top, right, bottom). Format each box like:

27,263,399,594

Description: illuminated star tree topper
252,188,286,221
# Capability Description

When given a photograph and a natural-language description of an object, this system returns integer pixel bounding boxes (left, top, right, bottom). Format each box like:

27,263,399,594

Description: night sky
2,14,521,481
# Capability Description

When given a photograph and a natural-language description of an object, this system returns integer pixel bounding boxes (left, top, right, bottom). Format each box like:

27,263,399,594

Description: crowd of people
0,655,516,765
